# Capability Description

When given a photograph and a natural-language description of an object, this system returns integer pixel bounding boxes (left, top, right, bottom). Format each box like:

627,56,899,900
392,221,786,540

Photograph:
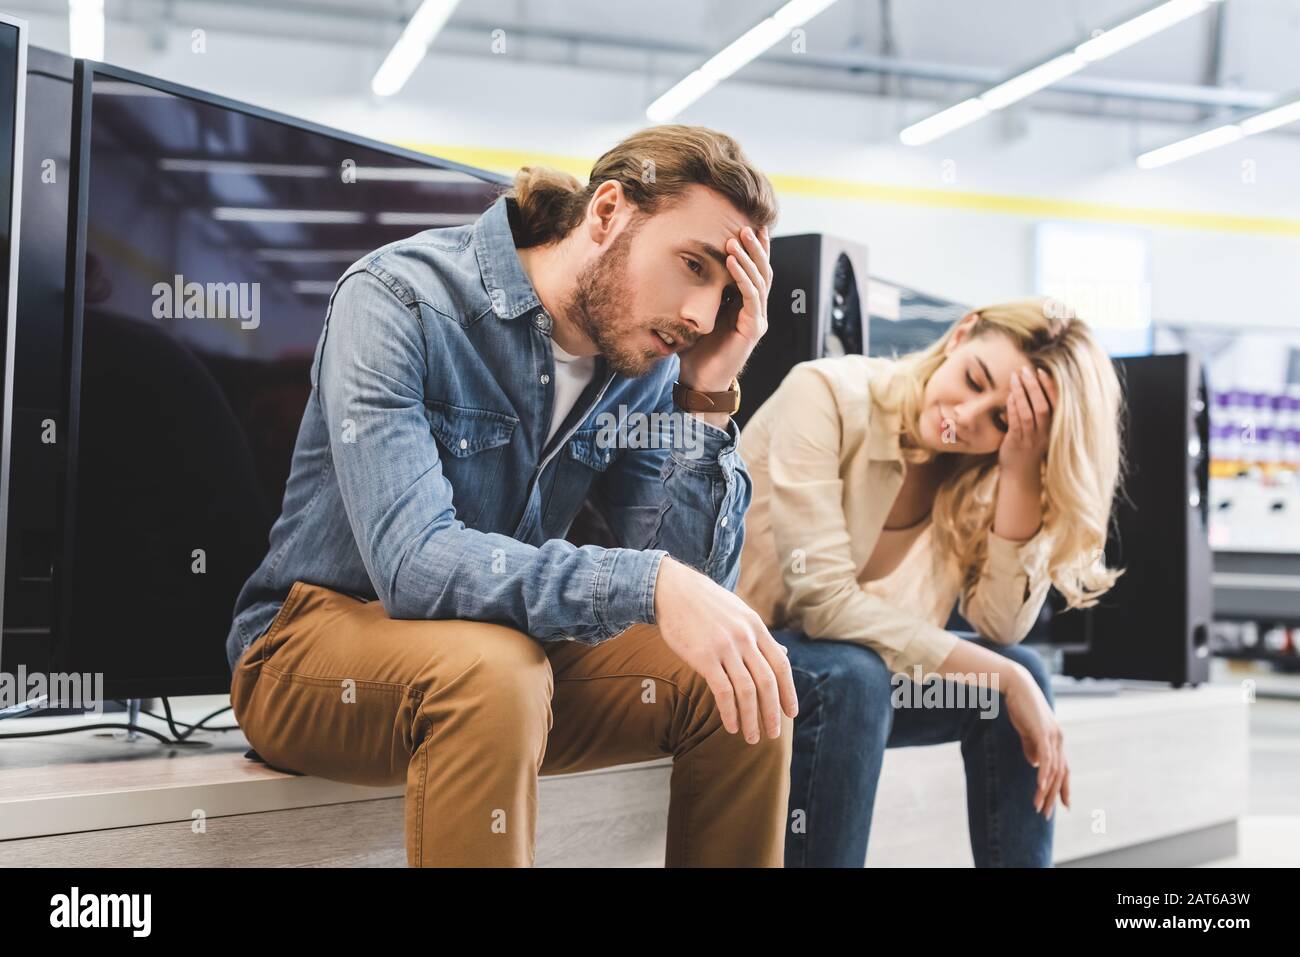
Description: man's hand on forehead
723,223,772,344
675,221,772,414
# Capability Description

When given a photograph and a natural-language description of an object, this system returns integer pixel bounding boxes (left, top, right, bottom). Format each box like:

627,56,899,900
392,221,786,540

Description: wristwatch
672,377,741,415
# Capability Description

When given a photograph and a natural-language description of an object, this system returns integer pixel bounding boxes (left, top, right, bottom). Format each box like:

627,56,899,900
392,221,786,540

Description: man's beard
560,218,666,379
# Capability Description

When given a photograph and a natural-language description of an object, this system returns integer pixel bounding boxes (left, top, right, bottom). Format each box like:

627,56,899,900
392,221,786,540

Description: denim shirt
225,194,751,674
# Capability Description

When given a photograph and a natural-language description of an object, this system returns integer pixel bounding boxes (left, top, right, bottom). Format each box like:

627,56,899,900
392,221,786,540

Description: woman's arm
959,524,1054,644
994,363,1057,539
960,363,1058,643
993,463,1044,541
935,635,1070,819
950,365,1070,820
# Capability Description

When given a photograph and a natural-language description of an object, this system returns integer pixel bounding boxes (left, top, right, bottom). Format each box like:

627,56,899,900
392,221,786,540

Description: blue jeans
773,627,1056,868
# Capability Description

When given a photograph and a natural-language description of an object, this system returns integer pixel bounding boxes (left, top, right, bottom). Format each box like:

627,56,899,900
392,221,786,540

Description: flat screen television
59,61,510,699
0,15,27,673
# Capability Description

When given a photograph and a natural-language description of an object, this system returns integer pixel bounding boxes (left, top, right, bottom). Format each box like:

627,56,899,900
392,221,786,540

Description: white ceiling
428,0,1298,92
11,0,1300,114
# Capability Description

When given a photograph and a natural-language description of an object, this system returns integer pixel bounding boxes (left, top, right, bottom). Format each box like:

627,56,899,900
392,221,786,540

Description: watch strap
672,377,741,415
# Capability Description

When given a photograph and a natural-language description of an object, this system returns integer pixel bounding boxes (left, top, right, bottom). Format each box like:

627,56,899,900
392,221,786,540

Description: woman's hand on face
998,365,1057,476
1004,666,1071,820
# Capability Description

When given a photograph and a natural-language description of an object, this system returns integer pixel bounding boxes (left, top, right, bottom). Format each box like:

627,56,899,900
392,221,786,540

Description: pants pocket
230,580,308,728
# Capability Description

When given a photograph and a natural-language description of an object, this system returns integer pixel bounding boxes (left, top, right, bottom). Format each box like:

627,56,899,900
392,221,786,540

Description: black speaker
735,233,867,430
1056,352,1212,686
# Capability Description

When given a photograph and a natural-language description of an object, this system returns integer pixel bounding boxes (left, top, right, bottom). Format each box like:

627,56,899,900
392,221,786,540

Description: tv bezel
0,14,28,669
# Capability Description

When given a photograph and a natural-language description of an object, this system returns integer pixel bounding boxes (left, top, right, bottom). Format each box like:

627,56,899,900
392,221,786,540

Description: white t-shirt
546,337,597,444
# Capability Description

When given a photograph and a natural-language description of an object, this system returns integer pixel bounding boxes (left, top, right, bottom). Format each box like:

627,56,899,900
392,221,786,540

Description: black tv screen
63,64,509,696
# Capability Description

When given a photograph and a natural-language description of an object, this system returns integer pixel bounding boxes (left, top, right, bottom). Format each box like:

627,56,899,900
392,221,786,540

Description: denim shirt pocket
542,427,623,531
424,399,519,527
566,427,623,472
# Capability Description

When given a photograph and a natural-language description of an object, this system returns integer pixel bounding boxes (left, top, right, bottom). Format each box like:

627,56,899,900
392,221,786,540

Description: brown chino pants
229,580,794,867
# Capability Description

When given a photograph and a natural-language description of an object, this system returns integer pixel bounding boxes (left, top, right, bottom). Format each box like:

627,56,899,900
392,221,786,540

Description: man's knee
686,674,795,767
410,620,555,736
675,654,797,753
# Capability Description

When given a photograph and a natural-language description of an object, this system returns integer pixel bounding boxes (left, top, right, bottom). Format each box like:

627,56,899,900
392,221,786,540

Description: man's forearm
385,522,668,642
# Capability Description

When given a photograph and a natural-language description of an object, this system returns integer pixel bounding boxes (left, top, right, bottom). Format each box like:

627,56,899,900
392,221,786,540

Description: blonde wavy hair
869,298,1126,610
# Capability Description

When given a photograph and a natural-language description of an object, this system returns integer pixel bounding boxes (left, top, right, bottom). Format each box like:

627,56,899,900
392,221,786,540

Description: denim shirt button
540,373,550,385
459,438,468,450
721,515,729,527
534,310,552,333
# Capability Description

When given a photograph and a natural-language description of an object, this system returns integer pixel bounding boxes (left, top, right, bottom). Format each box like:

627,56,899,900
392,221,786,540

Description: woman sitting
736,298,1125,867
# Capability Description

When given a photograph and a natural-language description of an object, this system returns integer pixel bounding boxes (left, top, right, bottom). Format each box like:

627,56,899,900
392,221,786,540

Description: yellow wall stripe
395,140,1300,239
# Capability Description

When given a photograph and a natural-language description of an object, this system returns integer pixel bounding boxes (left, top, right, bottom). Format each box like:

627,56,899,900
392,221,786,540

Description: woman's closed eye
967,370,1009,432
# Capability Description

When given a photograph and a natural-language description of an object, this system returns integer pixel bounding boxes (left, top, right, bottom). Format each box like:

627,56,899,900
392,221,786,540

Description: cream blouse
858,521,960,644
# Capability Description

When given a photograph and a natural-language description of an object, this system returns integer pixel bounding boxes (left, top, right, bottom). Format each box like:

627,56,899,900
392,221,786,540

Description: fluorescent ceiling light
291,281,339,296
979,53,1085,110
350,166,480,183
371,0,462,97
68,0,105,60
159,159,330,177
375,211,476,226
92,81,174,98
255,249,371,263
899,99,990,146
1076,0,1216,62
212,208,366,224
159,160,482,184
215,209,474,226
647,73,720,125
1239,96,1300,136
1136,87,1300,168
901,0,1225,146
1136,125,1243,168
647,0,840,122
